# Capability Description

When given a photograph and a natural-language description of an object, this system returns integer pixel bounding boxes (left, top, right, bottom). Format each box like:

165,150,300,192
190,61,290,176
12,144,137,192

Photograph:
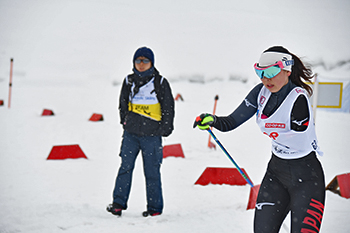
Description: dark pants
112,131,163,213
254,152,325,233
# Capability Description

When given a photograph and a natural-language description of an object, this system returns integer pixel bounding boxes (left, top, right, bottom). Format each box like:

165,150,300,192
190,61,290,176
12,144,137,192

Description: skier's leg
254,169,291,233
289,154,325,233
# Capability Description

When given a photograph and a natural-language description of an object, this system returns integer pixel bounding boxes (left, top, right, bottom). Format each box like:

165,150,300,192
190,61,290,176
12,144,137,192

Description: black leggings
254,152,325,233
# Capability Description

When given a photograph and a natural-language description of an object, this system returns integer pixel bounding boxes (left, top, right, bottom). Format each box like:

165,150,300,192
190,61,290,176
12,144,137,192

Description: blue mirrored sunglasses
254,61,284,79
135,58,150,64
254,60,294,79
254,65,281,79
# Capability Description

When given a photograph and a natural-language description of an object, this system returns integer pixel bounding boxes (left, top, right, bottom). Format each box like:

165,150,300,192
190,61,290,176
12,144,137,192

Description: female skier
194,46,325,232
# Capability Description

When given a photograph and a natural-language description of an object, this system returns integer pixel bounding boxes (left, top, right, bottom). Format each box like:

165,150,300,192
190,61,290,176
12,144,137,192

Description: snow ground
0,80,350,232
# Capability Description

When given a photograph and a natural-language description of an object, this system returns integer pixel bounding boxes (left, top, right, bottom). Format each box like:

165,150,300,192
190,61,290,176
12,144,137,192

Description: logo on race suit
295,88,304,94
265,123,286,128
263,131,279,140
292,117,309,126
259,96,266,105
244,99,257,108
256,202,275,210
301,198,324,232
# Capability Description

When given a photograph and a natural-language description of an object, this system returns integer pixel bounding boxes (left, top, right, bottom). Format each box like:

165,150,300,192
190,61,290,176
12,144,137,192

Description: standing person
107,46,175,217
193,46,325,232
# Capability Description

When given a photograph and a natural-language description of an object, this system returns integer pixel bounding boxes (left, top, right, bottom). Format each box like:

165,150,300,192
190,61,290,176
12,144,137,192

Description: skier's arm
212,83,263,132
290,95,310,131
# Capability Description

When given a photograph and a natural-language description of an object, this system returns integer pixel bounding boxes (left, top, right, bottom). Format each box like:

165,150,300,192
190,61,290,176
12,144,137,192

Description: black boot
106,203,123,216
142,210,161,217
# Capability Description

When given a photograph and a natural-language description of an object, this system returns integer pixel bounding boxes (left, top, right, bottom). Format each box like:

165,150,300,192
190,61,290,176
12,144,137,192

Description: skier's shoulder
246,83,264,102
252,83,264,94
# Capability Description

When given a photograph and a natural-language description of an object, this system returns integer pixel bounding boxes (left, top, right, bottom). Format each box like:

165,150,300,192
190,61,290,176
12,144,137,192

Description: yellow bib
128,77,162,121
129,102,161,121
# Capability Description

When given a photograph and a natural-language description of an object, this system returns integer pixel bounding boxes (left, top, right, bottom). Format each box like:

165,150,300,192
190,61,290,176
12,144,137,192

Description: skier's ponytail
264,46,314,96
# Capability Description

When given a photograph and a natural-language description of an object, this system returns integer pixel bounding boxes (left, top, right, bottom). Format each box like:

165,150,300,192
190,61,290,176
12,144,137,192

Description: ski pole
207,128,254,187
208,95,219,148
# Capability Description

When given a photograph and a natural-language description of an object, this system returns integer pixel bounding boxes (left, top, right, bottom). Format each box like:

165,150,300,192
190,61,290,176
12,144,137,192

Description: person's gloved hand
193,113,216,130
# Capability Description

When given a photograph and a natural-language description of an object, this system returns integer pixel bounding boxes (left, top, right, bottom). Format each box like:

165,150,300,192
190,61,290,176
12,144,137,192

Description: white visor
258,52,293,71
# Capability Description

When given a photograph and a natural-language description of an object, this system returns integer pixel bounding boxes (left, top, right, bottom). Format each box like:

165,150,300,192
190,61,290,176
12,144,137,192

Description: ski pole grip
193,115,202,128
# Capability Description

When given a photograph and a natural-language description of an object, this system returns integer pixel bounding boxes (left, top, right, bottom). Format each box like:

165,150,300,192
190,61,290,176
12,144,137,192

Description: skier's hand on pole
193,113,216,130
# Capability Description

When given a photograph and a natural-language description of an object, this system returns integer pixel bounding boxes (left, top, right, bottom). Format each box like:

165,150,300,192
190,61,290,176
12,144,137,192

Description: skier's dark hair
264,46,314,96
